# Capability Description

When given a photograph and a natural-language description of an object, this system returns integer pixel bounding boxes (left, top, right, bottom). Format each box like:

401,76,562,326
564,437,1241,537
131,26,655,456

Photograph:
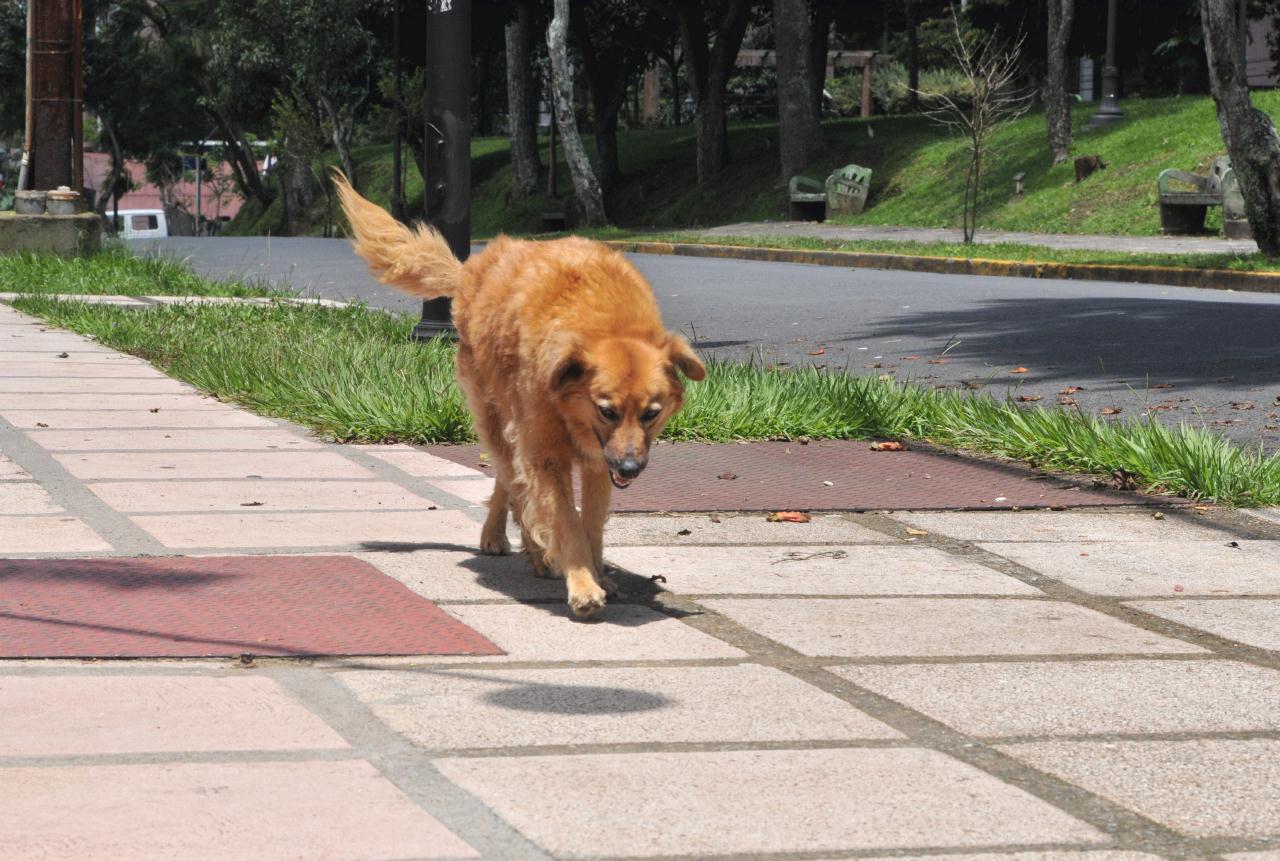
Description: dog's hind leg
579,460,618,596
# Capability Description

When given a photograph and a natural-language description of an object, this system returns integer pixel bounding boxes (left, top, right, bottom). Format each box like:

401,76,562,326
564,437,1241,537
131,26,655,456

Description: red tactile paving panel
0,555,503,659
426,440,1161,512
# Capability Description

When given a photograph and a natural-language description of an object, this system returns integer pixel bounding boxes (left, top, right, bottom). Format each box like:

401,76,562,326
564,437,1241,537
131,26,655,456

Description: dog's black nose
616,458,643,479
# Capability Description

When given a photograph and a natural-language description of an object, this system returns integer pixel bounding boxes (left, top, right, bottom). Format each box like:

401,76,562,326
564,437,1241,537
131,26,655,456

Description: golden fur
335,174,705,617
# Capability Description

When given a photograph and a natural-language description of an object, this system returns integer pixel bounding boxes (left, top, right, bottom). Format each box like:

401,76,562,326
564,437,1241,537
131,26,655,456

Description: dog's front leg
522,458,607,618
579,460,618,596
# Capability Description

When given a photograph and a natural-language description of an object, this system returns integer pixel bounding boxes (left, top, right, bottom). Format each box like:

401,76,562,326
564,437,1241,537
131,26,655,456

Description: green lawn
0,248,272,297
12,290,1280,507
241,92,1280,242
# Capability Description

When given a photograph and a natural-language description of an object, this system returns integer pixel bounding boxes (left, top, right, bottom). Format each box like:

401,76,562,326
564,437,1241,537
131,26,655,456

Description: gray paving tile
987,541,1280,596
604,512,893,545
1126,599,1280,651
703,598,1204,658
833,659,1280,737
605,545,1038,595
433,748,1105,857
439,603,746,662
892,510,1228,542
338,664,899,749
1001,739,1280,838
1243,508,1280,527
358,549,566,602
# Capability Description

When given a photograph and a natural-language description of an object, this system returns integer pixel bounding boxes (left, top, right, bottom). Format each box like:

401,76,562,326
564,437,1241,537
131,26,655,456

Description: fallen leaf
807,348,826,356
1058,396,1078,406
240,501,264,507
767,511,811,523
676,528,692,536
905,527,928,536
900,355,921,360
1100,406,1122,415
1194,504,1210,513
717,472,738,480
35,421,48,428
1231,400,1255,411
1011,366,1029,374
1151,383,1174,389
1059,386,1083,394
1015,394,1043,402
927,358,948,364
1153,512,1165,520
1111,468,1138,490
56,352,69,358
864,362,883,369
870,441,908,452
149,408,160,413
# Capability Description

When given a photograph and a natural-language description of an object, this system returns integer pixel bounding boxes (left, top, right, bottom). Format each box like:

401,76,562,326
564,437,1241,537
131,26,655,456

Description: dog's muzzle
608,456,644,490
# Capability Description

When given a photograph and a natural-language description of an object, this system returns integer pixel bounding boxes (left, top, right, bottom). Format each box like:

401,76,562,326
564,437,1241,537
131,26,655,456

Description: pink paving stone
0,394,234,410
91,479,440,512
434,748,1104,857
0,454,32,480
0,361,163,377
367,448,486,479
0,481,63,514
429,478,495,506
0,409,277,429
29,428,322,451
0,377,193,394
0,515,110,553
55,451,374,480
0,760,479,861
131,509,478,550
0,555,502,658
0,675,349,755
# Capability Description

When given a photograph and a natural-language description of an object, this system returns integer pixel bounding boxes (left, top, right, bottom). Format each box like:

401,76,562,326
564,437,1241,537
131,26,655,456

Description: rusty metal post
412,0,470,341
29,0,82,191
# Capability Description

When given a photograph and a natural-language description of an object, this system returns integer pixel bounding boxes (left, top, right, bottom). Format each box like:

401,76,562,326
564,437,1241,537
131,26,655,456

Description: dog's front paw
568,583,607,619
479,530,511,555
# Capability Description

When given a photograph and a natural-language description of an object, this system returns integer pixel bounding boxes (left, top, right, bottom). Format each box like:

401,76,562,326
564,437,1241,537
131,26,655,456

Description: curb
602,240,1280,295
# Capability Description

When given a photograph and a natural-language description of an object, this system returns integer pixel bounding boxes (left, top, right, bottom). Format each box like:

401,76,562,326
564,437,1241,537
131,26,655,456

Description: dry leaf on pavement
1011,366,1029,374
1059,386,1083,394
1100,406,1122,415
1231,401,1255,411
1015,394,1043,402
767,511,812,523
807,348,826,356
870,441,908,451
905,527,928,536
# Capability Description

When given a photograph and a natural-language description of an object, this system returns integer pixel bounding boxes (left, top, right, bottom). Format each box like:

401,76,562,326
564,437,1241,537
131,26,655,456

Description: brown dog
335,175,705,618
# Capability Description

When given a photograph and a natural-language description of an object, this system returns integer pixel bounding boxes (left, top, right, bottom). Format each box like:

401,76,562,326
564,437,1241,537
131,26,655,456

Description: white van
106,209,169,239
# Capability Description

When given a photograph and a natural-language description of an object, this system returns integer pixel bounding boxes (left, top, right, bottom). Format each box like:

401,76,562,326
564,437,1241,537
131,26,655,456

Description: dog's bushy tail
332,171,461,300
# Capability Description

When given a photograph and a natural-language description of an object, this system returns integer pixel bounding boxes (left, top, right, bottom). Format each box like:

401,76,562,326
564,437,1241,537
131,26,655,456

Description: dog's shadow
359,540,692,626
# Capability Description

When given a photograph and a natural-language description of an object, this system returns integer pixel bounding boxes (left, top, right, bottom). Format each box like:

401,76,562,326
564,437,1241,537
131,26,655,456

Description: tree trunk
1200,0,1280,255
905,0,920,112
775,0,826,179
675,0,752,182
572,12,632,190
1045,0,1074,165
809,2,833,117
547,0,607,224
505,3,541,200
318,93,358,189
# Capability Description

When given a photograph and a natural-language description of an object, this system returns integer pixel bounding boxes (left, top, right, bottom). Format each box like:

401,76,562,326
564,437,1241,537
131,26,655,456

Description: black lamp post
412,0,469,341
1088,0,1124,126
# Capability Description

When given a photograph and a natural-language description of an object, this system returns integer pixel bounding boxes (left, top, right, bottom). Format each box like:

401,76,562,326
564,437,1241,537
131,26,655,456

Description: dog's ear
543,334,587,392
665,333,707,381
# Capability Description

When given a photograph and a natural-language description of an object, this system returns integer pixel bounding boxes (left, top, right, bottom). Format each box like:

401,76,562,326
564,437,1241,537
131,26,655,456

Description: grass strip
0,247,272,297
12,294,1280,507
545,228,1277,275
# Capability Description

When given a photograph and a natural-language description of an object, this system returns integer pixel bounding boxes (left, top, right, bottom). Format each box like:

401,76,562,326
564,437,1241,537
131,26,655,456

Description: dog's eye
640,406,661,422
597,404,619,422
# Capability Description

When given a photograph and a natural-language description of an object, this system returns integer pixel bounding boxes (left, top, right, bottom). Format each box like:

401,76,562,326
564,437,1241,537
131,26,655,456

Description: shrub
827,64,975,117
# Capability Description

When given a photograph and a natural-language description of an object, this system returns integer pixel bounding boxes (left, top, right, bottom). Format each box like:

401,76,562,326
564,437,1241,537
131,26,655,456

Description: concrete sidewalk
4,301,1280,859
703,221,1261,256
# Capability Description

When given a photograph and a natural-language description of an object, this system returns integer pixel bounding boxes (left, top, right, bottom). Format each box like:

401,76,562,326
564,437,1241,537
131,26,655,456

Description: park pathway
2,299,1280,859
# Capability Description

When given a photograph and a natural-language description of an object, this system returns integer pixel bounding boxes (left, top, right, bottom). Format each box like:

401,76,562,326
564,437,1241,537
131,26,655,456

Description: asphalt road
130,236,1280,448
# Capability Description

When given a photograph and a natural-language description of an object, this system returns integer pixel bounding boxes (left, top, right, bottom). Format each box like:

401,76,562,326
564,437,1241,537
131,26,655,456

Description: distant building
82,152,252,235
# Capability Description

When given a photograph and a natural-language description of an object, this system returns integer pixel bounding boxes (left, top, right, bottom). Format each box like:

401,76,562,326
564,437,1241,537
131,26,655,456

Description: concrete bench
1157,156,1230,235
788,164,874,221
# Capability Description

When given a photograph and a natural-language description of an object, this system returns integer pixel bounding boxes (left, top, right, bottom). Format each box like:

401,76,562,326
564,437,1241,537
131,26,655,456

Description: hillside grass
231,92,1280,241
